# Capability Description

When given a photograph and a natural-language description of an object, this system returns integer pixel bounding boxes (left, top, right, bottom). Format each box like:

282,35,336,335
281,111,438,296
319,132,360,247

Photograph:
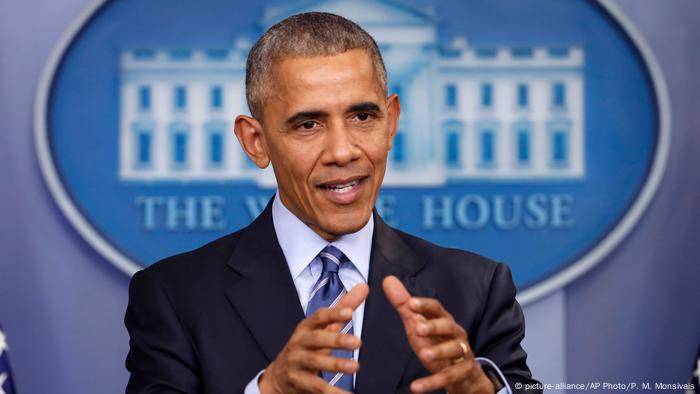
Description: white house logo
35,0,669,303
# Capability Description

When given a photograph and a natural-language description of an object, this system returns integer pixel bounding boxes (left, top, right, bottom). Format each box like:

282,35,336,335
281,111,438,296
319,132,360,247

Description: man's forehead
263,50,385,112
272,48,372,66
273,49,374,82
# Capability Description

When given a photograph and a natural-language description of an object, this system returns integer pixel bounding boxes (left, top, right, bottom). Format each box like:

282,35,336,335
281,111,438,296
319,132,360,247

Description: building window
517,84,528,108
475,48,497,58
548,47,570,58
174,133,188,165
445,84,458,109
480,129,495,166
209,132,224,166
206,49,229,60
138,131,152,165
547,120,571,167
481,83,493,108
393,132,405,164
205,121,228,168
211,86,223,110
552,82,566,108
516,126,531,164
138,86,151,111
512,121,533,166
443,120,464,168
447,132,460,167
512,47,533,58
174,85,187,110
132,49,155,60
169,123,190,168
132,122,154,168
552,130,569,165
170,49,192,60
476,121,500,167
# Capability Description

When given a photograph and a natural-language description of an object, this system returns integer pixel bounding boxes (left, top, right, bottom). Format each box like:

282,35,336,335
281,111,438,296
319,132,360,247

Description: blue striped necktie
306,245,354,391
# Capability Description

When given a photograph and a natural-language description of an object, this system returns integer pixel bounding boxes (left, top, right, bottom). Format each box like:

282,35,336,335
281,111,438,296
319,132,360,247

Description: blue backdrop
0,0,698,392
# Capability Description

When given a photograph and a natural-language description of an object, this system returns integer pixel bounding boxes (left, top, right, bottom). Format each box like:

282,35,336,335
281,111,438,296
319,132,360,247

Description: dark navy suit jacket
125,201,539,393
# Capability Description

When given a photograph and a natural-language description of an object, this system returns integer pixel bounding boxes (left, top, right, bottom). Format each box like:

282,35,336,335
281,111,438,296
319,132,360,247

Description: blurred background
1,0,699,392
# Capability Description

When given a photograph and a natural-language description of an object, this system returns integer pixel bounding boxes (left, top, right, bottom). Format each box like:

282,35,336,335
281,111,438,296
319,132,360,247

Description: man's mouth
318,176,367,195
321,179,361,193
316,176,368,205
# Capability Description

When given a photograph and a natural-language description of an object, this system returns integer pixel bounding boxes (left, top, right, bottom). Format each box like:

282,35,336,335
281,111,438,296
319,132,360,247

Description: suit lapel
224,200,305,362
355,212,436,393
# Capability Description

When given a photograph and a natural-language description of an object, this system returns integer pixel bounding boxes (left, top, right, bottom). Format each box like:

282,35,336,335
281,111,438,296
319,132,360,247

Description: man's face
249,49,399,240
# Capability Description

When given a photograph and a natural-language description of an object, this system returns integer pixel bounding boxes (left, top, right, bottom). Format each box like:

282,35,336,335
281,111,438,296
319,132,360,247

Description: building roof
259,0,439,29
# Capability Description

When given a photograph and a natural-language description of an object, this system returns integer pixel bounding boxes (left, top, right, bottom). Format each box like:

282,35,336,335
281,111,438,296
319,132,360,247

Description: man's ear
386,93,401,149
234,115,271,169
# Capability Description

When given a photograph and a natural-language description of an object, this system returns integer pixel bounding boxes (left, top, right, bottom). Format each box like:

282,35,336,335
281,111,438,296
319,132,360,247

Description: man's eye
356,112,371,121
299,121,317,130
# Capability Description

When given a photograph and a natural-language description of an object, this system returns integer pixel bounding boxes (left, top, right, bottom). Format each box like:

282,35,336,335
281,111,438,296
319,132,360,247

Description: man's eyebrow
284,110,327,126
348,102,381,113
283,103,382,126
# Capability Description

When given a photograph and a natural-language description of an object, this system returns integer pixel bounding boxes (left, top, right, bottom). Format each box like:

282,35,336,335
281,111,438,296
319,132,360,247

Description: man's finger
291,349,359,375
418,339,471,364
323,284,369,333
305,307,354,329
415,317,464,338
382,275,414,321
408,297,450,318
336,283,369,311
287,369,354,394
410,361,474,394
297,330,361,351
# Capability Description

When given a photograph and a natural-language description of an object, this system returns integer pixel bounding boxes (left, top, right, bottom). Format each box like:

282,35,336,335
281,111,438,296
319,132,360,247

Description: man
125,12,539,394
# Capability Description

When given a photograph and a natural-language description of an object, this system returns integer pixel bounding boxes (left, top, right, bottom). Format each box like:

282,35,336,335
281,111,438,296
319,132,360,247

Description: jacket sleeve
470,263,542,394
125,269,200,393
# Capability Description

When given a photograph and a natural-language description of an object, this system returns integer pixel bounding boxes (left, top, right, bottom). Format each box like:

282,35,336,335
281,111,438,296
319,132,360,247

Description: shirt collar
272,192,372,282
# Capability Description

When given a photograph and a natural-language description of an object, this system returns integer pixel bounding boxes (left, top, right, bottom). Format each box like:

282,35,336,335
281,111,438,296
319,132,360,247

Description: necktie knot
318,245,347,274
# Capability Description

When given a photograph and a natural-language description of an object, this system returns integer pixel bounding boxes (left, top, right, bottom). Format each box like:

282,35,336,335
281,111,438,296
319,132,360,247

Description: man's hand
259,283,369,394
383,276,495,394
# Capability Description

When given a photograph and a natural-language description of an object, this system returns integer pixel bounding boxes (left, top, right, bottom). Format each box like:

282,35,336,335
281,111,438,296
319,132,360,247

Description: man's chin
319,211,373,238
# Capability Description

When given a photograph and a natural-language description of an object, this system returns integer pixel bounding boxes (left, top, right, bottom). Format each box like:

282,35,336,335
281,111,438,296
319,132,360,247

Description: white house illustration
119,0,585,186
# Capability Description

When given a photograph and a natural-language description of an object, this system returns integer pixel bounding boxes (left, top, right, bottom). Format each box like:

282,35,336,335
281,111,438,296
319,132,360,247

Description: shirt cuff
475,357,512,394
243,369,266,394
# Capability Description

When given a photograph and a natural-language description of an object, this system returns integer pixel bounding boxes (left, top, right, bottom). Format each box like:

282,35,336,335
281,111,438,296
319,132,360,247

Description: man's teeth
324,180,360,193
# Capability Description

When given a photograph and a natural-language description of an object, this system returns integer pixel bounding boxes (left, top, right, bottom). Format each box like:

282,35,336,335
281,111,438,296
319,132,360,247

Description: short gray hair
245,12,388,119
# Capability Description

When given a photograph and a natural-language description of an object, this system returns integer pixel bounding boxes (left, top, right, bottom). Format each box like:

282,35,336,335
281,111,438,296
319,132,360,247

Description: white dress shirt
271,192,372,358
244,193,372,393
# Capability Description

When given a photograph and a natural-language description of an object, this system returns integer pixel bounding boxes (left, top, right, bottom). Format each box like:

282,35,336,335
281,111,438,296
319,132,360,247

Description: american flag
0,324,15,394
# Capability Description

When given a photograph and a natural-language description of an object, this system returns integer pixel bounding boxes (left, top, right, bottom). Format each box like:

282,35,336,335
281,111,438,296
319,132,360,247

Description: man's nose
322,121,361,166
